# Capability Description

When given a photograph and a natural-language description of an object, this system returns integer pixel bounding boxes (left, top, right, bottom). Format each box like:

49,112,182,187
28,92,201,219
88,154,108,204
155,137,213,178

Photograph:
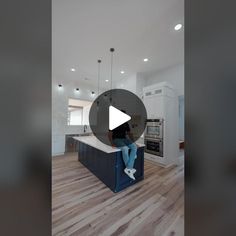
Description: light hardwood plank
52,153,184,236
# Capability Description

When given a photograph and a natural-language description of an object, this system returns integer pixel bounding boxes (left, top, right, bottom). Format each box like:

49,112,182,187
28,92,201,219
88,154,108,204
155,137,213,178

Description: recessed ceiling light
105,79,109,82
174,24,182,31
70,68,76,72
143,58,149,62
120,71,125,74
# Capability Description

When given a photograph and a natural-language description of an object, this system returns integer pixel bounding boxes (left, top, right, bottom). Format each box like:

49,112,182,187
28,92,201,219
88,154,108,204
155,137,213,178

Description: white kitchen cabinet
143,82,179,167
144,95,165,118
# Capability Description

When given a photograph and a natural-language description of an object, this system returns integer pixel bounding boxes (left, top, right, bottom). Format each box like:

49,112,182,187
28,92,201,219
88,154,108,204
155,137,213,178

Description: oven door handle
145,138,162,142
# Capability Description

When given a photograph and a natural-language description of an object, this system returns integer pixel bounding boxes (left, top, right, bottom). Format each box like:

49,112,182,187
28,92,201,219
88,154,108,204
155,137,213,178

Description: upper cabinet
143,82,177,119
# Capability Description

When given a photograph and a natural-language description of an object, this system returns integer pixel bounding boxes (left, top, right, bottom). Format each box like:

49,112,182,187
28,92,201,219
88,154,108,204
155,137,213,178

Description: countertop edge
73,136,145,154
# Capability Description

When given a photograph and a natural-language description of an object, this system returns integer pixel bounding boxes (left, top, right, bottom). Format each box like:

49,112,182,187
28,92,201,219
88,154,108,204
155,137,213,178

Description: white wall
115,64,184,97
115,73,146,100
115,74,137,94
136,73,146,99
52,80,104,156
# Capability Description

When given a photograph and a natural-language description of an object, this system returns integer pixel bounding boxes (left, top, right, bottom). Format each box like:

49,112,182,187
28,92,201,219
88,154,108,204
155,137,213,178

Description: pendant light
109,48,115,104
96,59,101,108
97,59,101,95
110,48,114,90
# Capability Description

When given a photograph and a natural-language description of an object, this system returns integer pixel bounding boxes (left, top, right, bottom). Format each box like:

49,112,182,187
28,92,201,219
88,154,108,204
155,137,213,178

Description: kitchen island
73,136,145,193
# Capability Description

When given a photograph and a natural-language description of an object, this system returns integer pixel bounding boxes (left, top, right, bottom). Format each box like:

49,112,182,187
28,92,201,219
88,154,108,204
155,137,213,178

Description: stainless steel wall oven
144,119,164,156
145,119,163,139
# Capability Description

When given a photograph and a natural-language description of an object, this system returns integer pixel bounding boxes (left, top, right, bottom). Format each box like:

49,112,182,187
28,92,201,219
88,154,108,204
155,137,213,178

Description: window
68,106,83,125
67,98,92,126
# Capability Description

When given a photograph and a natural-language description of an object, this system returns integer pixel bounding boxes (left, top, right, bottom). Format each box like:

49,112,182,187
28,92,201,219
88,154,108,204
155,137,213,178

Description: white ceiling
52,0,184,89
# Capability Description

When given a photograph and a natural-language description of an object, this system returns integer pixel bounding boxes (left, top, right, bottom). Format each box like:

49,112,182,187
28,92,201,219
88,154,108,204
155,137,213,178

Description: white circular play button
109,106,131,130
89,89,147,146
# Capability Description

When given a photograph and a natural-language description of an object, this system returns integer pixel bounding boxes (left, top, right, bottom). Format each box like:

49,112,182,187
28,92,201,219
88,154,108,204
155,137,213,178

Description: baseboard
52,152,65,157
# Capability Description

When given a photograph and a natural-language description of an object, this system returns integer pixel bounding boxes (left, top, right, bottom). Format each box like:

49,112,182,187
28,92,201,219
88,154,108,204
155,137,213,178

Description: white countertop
73,136,145,154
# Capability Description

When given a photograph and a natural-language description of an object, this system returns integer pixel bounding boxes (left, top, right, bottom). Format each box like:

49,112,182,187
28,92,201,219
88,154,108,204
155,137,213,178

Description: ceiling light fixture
75,88,79,92
120,70,125,74
174,23,182,31
143,58,149,62
70,68,76,72
58,84,62,88
105,79,109,82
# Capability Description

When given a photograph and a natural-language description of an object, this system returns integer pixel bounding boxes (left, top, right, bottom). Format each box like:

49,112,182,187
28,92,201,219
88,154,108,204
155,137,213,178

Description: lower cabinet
78,142,144,193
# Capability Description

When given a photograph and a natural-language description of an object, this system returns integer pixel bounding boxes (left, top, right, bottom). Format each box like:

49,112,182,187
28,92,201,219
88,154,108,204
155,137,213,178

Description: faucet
84,125,87,133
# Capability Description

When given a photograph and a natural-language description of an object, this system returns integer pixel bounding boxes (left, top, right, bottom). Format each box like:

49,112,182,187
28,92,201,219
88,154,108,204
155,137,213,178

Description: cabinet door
143,97,152,118
144,96,164,118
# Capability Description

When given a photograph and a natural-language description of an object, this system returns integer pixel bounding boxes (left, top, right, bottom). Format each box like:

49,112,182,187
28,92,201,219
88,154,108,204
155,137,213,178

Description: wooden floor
52,153,184,236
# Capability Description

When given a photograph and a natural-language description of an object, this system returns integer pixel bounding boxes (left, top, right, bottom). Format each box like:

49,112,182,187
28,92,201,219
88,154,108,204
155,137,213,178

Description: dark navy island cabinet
78,141,144,193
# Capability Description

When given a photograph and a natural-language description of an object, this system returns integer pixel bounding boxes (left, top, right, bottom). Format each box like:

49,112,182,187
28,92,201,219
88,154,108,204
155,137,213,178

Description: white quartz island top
73,136,145,154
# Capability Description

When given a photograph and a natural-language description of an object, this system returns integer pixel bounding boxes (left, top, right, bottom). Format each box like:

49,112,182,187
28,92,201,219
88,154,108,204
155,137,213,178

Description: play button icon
109,106,131,130
89,89,147,146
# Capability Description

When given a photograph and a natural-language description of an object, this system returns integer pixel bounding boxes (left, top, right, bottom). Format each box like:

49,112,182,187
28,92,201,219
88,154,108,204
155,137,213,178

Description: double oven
144,119,164,157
